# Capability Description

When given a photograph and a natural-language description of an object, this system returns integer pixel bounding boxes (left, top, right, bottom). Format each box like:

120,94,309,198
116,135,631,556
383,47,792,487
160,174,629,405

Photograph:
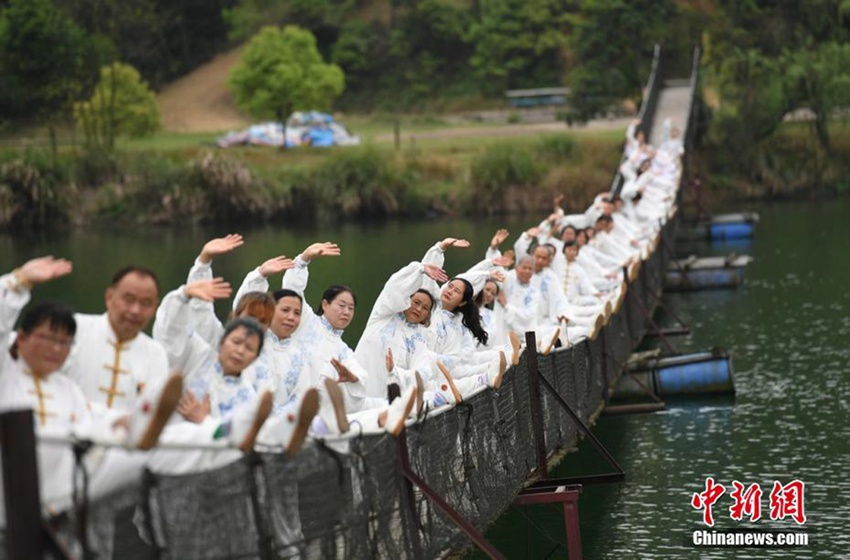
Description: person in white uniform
0,258,181,527
62,266,170,416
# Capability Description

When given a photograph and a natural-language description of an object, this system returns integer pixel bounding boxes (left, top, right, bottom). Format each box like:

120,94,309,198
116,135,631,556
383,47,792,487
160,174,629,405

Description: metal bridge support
1,410,73,560
514,484,584,560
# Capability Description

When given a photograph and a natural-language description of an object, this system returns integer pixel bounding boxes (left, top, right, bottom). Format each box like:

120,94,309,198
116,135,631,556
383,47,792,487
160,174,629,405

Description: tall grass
0,132,626,228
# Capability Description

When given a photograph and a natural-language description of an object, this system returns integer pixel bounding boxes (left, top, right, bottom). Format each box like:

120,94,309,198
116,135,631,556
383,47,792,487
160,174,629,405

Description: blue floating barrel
709,222,754,240
664,268,743,290
655,352,734,396
612,351,735,400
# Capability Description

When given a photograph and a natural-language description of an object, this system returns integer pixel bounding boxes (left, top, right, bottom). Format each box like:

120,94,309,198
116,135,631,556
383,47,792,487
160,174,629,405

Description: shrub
190,152,269,221
537,134,577,164
0,151,73,228
469,143,542,214
310,145,404,219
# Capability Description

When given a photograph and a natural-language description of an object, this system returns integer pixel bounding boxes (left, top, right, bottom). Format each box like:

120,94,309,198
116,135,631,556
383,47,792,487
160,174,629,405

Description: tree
567,0,676,120
783,42,850,153
73,62,161,152
467,0,573,95
0,0,90,120
389,0,473,100
228,25,345,147
706,47,790,177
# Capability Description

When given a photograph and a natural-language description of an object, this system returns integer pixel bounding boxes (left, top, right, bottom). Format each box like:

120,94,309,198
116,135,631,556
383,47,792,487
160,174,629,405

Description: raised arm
188,234,244,284
456,258,507,297
423,237,470,267
513,227,538,257
232,255,295,311
282,242,340,333
1,256,72,341
154,278,232,373
485,228,509,261
369,262,447,322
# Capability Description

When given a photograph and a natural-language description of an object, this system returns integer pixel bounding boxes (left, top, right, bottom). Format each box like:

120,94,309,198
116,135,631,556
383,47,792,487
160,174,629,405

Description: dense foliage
74,63,161,151
3,0,850,207
3,0,850,119
228,25,345,123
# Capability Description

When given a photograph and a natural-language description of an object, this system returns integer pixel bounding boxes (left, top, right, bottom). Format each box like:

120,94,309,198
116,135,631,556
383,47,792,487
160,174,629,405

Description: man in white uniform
64,266,170,414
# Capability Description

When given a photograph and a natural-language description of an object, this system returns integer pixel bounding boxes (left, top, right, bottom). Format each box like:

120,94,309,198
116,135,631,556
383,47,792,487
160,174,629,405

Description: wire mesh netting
24,219,677,560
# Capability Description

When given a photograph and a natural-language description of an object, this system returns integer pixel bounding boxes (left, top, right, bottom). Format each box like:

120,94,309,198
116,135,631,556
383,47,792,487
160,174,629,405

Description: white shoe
130,373,182,450
279,388,320,455
231,390,273,453
508,331,522,366
488,351,508,390
589,314,605,341
318,378,350,435
436,362,463,404
541,327,560,356
384,385,417,436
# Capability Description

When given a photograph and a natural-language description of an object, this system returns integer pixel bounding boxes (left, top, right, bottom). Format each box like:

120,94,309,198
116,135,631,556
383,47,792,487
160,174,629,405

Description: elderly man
64,266,170,414
0,257,180,526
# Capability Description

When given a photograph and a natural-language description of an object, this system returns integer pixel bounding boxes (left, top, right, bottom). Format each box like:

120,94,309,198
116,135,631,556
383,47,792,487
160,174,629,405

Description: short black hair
12,301,76,359
272,289,303,304
111,266,160,294
19,301,76,336
220,317,265,356
563,240,577,249
316,285,356,316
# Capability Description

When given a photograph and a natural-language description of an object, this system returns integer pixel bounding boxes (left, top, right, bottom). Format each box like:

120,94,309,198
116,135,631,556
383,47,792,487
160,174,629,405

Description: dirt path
373,118,632,142
157,47,248,133
156,45,632,138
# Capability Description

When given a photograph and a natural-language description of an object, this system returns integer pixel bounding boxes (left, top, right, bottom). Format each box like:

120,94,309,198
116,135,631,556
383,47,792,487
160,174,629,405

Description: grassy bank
5,113,846,230
0,120,624,229
691,119,850,203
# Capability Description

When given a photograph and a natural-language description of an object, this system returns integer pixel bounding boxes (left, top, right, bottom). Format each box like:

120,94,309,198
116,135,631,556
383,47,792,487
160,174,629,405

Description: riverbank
2,117,849,230
0,119,624,228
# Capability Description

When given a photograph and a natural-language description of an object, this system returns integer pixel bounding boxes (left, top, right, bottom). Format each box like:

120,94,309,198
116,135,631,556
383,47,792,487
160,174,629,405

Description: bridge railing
609,43,665,198
3,45,702,560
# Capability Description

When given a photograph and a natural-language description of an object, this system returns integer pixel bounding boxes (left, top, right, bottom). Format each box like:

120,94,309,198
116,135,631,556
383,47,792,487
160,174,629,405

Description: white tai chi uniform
0,273,149,524
236,257,373,413
354,261,435,400
63,313,169,414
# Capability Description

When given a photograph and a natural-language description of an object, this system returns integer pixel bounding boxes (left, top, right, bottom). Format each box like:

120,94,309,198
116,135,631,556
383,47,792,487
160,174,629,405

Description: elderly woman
354,259,447,400
151,278,322,476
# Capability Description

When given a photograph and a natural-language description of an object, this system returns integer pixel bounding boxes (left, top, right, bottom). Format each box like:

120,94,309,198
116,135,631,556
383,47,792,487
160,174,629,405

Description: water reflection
4,199,850,558
479,199,850,559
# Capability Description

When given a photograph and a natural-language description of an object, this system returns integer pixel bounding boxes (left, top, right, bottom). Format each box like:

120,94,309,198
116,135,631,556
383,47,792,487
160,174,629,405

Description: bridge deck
649,83,692,146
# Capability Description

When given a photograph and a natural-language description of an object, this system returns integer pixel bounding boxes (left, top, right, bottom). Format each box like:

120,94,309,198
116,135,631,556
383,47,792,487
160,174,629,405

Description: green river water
1,198,848,559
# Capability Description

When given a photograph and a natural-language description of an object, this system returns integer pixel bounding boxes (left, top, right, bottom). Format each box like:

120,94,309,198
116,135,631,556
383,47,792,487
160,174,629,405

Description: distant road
157,46,635,138
373,117,632,142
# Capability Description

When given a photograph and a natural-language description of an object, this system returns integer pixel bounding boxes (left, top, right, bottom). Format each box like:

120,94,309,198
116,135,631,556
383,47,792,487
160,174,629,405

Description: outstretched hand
489,270,506,283
423,263,448,283
330,358,360,383
258,256,295,277
553,194,565,208
302,242,341,262
16,256,73,287
439,238,470,250
526,227,540,238
199,234,244,264
385,349,394,373
184,278,232,302
177,391,211,423
489,228,510,249
491,255,513,269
